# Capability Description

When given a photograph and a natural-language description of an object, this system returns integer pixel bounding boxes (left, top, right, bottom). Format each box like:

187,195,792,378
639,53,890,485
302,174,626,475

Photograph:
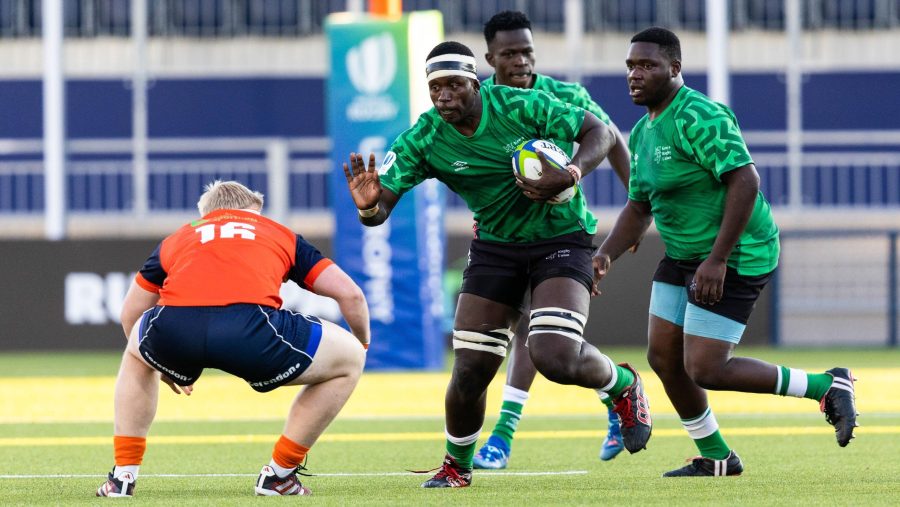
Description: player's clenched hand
342,152,382,209
161,374,193,396
591,252,612,297
515,151,575,201
690,258,727,305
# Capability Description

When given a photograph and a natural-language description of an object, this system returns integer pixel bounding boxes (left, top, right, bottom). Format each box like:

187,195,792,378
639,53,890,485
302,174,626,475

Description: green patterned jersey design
627,86,779,276
483,73,611,155
379,84,597,243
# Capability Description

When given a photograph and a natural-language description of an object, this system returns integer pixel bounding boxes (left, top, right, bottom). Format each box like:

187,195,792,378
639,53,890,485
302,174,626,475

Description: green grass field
1,348,899,505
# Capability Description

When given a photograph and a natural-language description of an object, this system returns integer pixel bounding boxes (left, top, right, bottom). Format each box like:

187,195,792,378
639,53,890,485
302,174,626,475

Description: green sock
695,430,731,460
775,365,834,401
446,440,477,470
606,365,635,398
804,373,834,401
490,400,523,447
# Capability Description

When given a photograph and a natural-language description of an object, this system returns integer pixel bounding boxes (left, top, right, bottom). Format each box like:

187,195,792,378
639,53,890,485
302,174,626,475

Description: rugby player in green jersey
593,27,858,477
474,10,631,470
343,41,652,488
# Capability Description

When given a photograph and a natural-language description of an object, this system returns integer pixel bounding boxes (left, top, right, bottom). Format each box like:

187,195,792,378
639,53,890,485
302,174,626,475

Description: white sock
681,408,720,439
445,428,481,446
502,384,530,405
113,465,139,480
268,460,295,478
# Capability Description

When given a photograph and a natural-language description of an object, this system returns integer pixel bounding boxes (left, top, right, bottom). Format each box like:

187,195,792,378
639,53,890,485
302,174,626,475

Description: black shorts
652,255,772,325
137,304,322,393
460,230,595,311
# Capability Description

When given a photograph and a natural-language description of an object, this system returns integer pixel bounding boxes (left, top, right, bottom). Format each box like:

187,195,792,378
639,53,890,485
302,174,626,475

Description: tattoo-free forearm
599,200,653,262
571,113,615,177
709,165,759,263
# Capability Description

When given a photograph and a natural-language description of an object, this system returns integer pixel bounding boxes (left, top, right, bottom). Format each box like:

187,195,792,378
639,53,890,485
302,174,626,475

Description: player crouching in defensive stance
96,181,369,497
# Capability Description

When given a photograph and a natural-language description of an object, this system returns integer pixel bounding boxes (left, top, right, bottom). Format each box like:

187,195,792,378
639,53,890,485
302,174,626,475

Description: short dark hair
427,41,475,61
631,26,681,62
483,10,532,45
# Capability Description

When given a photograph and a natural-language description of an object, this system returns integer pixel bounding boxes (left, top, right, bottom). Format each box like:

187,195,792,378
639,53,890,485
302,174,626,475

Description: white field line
0,470,587,479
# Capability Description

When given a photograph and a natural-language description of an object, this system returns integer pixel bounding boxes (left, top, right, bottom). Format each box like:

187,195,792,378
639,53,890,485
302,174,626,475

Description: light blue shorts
649,281,746,344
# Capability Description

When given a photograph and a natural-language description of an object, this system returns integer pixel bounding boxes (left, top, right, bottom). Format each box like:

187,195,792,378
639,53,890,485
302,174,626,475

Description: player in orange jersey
96,181,369,498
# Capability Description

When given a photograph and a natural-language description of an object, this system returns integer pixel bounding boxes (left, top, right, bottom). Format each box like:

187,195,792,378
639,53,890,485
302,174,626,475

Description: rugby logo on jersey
654,145,673,163
452,160,469,172
379,151,397,175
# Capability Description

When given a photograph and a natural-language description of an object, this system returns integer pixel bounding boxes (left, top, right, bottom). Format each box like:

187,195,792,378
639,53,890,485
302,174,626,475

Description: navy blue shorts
137,304,323,393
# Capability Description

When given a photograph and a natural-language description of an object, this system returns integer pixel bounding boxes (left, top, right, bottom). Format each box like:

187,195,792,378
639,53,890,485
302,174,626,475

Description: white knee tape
452,328,514,357
529,307,587,343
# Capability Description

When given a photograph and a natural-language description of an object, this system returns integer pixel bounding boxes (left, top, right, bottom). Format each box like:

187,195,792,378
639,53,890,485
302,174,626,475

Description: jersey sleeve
287,234,334,290
136,242,166,292
627,122,650,202
676,102,753,180
379,115,433,196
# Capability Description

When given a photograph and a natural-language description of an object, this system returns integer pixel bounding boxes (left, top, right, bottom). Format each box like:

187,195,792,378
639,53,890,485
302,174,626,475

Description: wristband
358,204,380,218
566,164,582,184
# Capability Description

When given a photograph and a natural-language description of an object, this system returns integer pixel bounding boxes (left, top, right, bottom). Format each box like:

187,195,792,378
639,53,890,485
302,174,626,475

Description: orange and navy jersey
134,209,333,308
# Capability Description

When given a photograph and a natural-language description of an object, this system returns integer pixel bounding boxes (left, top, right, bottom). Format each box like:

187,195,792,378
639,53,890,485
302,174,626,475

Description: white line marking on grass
0,471,587,479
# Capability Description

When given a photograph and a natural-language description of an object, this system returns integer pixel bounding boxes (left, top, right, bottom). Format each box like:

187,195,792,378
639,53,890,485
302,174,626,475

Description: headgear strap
425,54,477,82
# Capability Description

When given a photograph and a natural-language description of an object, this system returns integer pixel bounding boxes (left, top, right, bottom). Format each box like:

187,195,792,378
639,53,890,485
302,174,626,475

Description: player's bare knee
449,353,500,399
531,353,579,385
684,358,723,389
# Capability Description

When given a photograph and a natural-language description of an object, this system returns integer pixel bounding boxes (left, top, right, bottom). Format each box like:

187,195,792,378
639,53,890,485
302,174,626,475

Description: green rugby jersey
483,73,611,156
379,85,597,243
628,86,779,276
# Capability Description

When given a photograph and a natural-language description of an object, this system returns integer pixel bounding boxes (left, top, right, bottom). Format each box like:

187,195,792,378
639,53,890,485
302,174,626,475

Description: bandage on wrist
358,204,379,218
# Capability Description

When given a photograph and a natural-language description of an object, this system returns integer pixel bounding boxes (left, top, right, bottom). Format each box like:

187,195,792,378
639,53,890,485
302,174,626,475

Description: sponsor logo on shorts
545,248,571,261
142,351,190,382
249,362,303,388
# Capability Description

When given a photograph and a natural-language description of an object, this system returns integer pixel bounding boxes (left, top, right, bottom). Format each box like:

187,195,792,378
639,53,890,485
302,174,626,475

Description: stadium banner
0,236,772,352
325,11,446,370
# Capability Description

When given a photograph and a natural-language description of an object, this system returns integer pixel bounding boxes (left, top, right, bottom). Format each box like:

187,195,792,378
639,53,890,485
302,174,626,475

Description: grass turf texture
1,348,898,505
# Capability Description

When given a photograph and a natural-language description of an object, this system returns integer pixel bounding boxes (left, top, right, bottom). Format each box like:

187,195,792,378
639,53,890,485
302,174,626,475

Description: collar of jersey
645,85,688,129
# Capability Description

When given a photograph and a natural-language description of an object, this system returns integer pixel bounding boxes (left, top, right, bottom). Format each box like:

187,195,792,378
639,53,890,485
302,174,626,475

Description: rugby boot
473,435,510,469
96,467,136,497
599,408,625,461
254,465,312,496
421,454,472,488
821,367,859,447
663,450,744,477
611,363,652,453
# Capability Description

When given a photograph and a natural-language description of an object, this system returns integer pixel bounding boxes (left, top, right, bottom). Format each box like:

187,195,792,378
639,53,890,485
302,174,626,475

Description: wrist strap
566,164,582,184
358,204,379,218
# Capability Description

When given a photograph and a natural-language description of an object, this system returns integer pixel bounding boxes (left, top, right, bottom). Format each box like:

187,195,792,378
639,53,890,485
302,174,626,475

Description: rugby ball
511,139,578,204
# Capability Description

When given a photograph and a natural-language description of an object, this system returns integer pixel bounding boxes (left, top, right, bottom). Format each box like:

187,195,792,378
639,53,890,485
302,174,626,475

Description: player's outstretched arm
310,264,371,349
342,152,400,226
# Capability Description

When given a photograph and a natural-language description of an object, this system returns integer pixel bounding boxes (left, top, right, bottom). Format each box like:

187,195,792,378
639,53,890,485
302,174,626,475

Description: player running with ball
475,10,634,469
343,41,651,489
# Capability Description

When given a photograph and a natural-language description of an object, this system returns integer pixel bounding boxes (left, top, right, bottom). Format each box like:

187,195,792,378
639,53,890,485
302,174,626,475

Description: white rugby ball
511,139,578,204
